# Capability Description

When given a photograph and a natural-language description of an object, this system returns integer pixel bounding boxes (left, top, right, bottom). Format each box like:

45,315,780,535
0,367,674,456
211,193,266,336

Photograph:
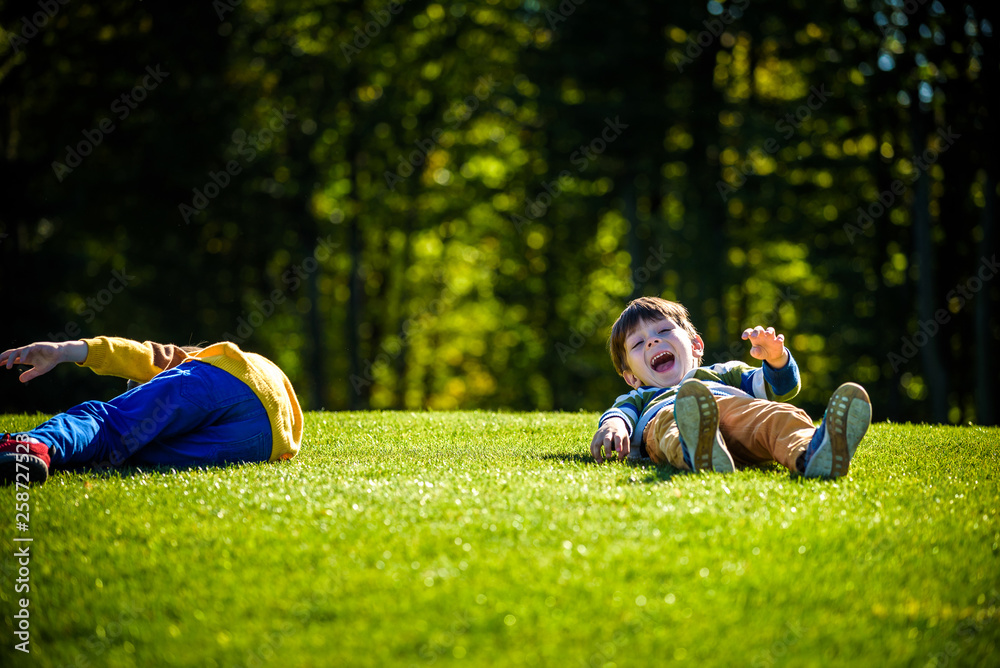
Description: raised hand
741,326,789,369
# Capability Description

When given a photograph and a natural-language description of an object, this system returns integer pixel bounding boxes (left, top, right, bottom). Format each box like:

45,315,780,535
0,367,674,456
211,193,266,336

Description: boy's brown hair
608,297,700,376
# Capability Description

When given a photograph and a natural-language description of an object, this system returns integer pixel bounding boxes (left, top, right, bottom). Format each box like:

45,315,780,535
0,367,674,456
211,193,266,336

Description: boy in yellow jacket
0,337,302,485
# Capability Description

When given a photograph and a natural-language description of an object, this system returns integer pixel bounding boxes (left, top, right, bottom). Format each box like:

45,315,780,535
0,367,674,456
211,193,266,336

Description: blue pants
25,361,272,468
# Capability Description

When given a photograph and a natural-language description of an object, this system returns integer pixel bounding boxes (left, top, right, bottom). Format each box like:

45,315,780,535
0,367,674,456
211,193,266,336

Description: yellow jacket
79,337,302,462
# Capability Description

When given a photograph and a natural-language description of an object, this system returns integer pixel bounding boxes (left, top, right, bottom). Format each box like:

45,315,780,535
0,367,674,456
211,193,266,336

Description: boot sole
804,383,871,478
674,381,735,473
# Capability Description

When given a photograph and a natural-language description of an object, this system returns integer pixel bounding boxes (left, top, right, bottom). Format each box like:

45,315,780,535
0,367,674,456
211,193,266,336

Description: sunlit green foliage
0,1,996,424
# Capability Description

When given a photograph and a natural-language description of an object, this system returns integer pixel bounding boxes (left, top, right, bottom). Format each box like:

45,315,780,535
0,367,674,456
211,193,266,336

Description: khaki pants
646,395,816,472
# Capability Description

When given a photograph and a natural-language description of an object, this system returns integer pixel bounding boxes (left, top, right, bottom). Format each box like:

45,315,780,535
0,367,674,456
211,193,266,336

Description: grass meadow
1,411,998,667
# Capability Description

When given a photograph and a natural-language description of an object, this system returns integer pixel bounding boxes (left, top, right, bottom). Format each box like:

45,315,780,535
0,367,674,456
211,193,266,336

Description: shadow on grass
538,453,688,483
638,465,686,484
53,459,271,482
537,454,798,485
537,453,597,465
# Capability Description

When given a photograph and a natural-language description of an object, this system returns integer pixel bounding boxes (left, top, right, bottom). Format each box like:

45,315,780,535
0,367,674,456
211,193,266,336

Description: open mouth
650,350,675,373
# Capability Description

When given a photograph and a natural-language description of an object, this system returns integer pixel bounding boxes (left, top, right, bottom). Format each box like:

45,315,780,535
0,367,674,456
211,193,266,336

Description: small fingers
743,327,784,342
590,434,605,463
604,434,620,462
3,347,25,369
615,434,631,461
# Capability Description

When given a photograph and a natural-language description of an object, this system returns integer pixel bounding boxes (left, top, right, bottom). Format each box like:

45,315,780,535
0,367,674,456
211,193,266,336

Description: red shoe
0,434,51,486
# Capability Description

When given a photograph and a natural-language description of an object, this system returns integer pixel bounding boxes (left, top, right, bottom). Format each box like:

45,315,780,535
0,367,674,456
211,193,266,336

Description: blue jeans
25,361,272,468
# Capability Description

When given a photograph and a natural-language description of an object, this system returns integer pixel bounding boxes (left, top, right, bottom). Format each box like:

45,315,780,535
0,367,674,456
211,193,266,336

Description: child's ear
692,335,705,360
623,369,642,389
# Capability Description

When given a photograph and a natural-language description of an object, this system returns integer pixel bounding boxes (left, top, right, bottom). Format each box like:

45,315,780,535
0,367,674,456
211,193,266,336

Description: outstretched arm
0,340,89,383
76,337,192,382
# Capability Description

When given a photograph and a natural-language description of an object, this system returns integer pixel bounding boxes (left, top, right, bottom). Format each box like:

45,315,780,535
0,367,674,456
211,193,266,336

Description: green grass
2,412,998,667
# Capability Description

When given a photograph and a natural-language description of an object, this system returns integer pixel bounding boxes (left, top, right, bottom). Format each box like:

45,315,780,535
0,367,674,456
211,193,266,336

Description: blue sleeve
737,368,757,395
598,388,649,438
763,349,800,400
599,407,635,438
733,349,800,401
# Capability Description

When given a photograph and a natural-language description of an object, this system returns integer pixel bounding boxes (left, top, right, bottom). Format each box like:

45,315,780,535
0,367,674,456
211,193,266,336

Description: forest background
1,0,996,426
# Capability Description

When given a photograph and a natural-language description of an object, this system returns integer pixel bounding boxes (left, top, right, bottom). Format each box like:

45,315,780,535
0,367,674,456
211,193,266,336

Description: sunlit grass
1,412,998,667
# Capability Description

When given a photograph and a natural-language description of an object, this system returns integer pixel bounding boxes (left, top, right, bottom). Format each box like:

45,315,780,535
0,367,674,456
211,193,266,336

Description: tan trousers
646,395,816,472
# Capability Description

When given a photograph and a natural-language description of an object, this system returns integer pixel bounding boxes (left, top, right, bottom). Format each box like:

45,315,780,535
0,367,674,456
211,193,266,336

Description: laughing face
621,317,704,389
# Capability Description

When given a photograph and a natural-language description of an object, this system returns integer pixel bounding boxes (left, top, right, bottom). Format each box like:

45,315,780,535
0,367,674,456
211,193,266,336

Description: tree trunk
970,0,999,425
346,199,365,409
625,181,644,301
910,106,949,422
975,172,996,425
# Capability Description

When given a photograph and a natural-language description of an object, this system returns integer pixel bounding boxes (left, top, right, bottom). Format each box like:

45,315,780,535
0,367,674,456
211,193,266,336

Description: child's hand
590,418,630,462
741,326,789,369
0,340,87,383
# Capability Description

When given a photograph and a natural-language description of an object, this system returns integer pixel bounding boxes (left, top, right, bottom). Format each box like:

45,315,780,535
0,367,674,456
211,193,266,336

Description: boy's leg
646,410,687,469
16,403,120,468
649,381,735,472
26,361,270,468
25,363,209,467
714,396,816,472
126,365,271,467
